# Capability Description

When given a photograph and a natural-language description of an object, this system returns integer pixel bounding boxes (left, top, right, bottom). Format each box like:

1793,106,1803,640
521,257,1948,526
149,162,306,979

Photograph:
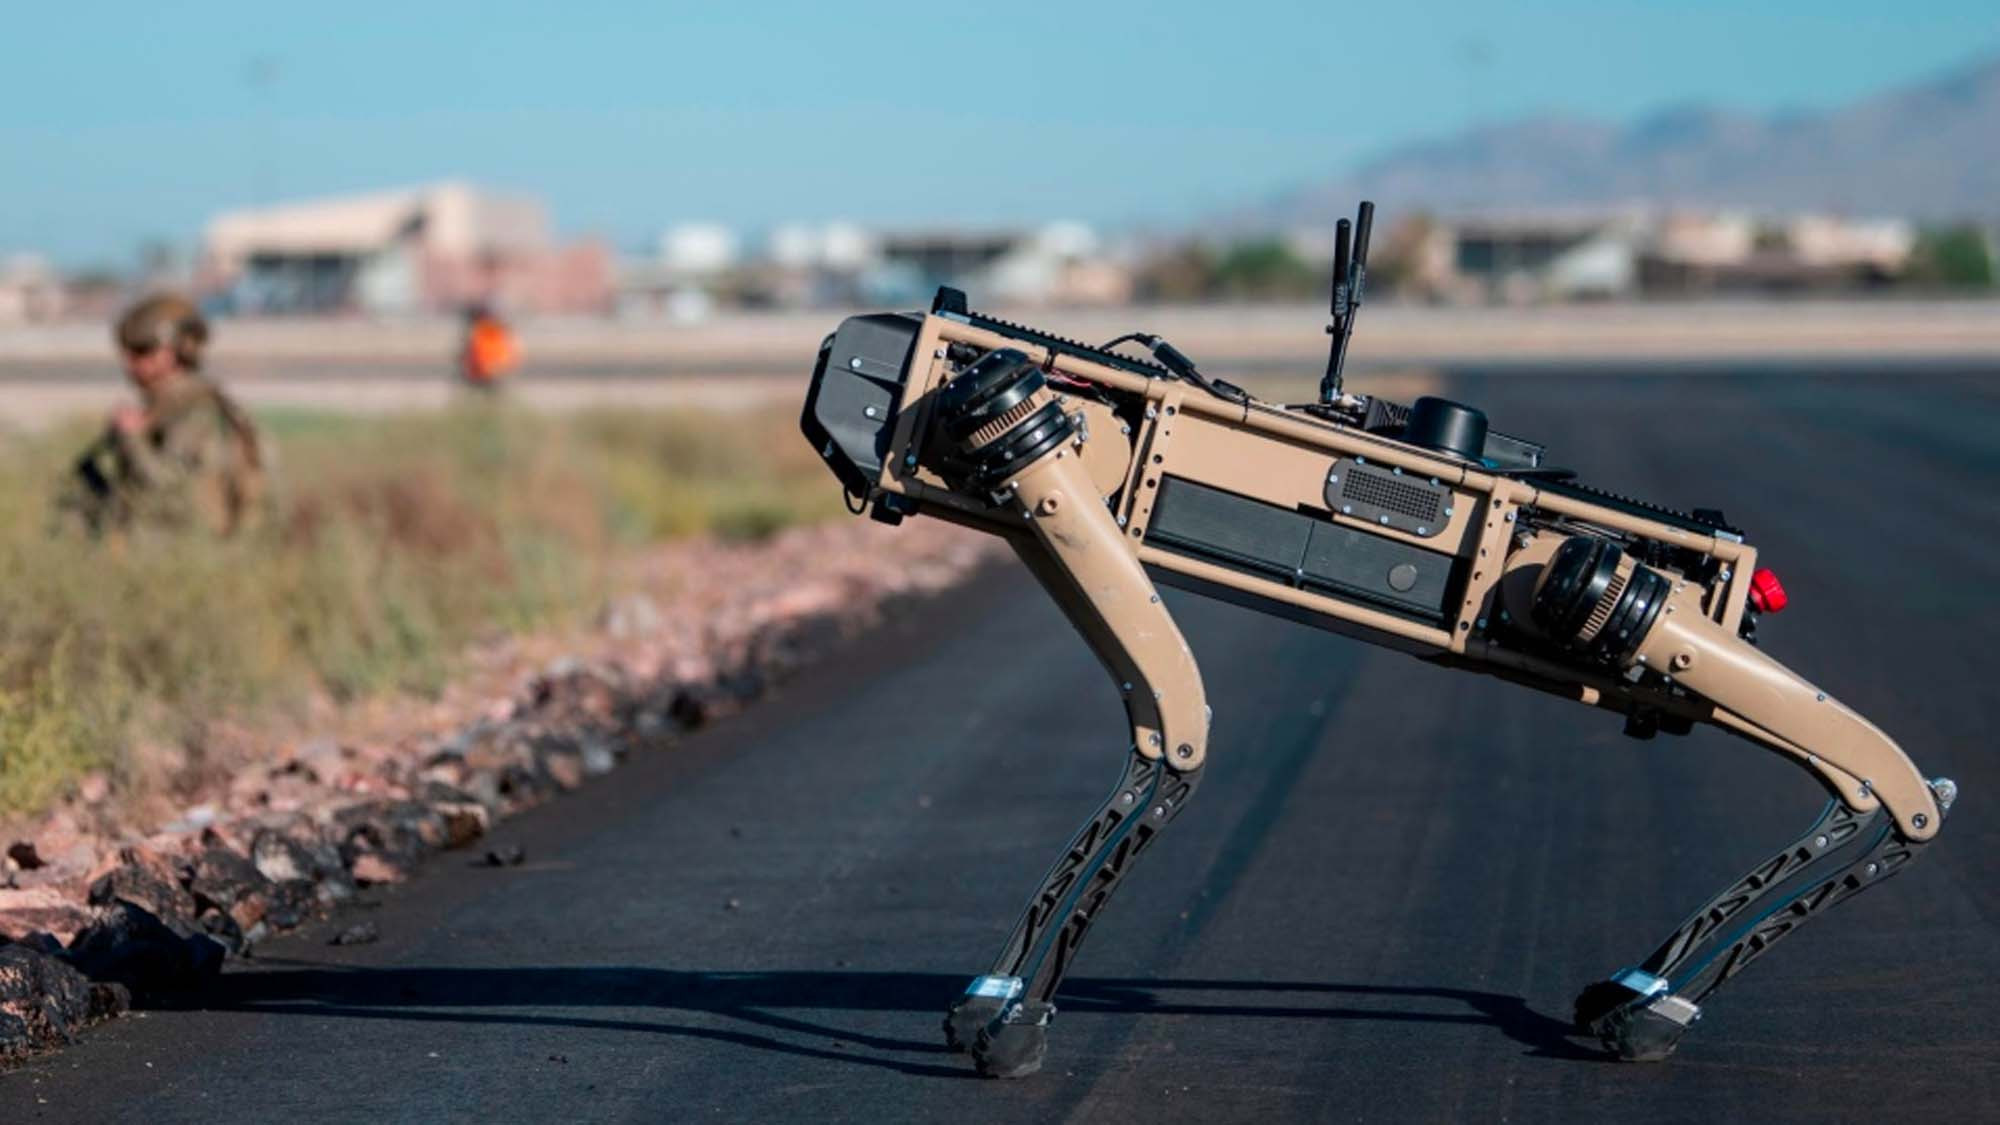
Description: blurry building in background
871,222,1129,306
201,182,611,315
1377,208,1920,302
613,220,1129,316
1398,211,1647,302
617,223,742,320
1640,212,1914,294
0,254,66,323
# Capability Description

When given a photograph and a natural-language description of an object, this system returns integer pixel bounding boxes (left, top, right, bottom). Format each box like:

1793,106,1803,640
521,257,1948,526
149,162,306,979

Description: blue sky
3,2,1995,265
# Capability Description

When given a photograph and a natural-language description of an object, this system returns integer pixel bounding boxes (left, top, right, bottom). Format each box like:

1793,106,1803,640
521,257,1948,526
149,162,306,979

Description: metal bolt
1815,692,1826,702
1120,423,1132,435
1504,511,1517,523
1120,793,1134,805
1328,473,1340,484
1116,514,1129,527
1149,594,1160,604
1149,732,1162,747
1379,515,1390,526
1342,505,1353,515
904,453,917,468
1174,744,1194,760
1145,404,1158,419
1718,567,1732,581
1913,813,1929,829
1121,682,1133,692
1392,466,1403,476
1865,862,1878,876
1153,806,1166,817
863,406,878,418
1814,835,1829,848
1636,654,1648,664
1444,507,1455,517
848,357,864,370
1417,526,1428,535
1476,618,1488,630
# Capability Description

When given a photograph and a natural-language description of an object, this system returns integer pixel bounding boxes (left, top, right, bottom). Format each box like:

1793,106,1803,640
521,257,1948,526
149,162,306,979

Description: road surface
4,366,1995,1122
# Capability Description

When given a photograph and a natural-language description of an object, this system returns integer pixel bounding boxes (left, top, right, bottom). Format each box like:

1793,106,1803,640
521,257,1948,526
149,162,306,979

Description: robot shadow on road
156,964,1605,1076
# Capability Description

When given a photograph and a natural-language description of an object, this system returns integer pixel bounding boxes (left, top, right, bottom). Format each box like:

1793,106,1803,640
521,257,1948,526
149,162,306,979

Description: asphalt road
4,367,1996,1122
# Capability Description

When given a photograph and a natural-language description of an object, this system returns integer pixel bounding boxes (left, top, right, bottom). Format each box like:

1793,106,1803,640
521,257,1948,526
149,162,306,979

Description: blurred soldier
458,303,519,391
64,294,267,537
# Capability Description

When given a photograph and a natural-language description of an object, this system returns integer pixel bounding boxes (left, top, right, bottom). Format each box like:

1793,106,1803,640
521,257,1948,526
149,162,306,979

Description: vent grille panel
1342,467,1443,522
1323,458,1451,538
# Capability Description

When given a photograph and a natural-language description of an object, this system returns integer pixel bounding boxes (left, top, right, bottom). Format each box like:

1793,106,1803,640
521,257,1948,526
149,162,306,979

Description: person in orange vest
459,303,519,391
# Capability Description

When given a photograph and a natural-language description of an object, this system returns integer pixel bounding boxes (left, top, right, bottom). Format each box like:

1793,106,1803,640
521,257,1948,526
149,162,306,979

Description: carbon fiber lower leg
945,748,1203,1077
1577,778,1955,1061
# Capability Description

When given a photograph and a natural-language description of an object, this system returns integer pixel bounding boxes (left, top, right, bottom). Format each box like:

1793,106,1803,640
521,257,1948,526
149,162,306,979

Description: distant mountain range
1245,54,2000,227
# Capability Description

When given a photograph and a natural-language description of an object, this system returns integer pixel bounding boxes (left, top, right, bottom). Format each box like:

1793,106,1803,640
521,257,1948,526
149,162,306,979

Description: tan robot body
800,287,1955,1079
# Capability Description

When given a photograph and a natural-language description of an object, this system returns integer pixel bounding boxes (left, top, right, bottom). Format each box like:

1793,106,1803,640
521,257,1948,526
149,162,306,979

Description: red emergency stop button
1749,568,1788,613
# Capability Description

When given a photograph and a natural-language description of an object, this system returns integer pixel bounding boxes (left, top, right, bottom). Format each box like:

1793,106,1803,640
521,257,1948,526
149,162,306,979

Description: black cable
1096,332,1154,354
1099,332,1248,405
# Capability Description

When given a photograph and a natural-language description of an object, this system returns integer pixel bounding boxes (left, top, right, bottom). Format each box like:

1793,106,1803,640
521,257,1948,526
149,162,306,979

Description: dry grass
0,402,841,814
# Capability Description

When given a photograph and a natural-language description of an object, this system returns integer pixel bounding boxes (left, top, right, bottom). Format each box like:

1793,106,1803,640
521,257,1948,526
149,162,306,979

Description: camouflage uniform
64,296,266,538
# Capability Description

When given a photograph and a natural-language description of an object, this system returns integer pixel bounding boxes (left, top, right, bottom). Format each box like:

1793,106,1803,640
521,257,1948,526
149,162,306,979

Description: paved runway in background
4,367,1995,1122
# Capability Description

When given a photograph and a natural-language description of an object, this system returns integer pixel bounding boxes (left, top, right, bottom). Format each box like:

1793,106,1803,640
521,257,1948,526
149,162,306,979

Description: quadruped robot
799,202,1956,1078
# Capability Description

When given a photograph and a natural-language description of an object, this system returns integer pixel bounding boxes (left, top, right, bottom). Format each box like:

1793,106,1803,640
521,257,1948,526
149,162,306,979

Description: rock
431,803,489,849
481,845,526,868
85,845,199,933
525,662,623,724
333,800,437,864
579,737,619,777
539,745,586,791
600,593,664,639
161,803,219,834
262,880,319,931
6,841,45,871
289,737,349,784
0,944,125,1059
0,888,94,947
329,921,379,947
8,931,64,957
251,830,316,884
63,901,224,998
349,853,407,886
18,812,101,879
197,906,247,957
77,772,111,805
188,846,274,912
668,684,740,729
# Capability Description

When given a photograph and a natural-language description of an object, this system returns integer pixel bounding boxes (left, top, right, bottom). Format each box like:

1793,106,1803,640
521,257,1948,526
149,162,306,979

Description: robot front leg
946,749,1203,1077
929,350,1212,1077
